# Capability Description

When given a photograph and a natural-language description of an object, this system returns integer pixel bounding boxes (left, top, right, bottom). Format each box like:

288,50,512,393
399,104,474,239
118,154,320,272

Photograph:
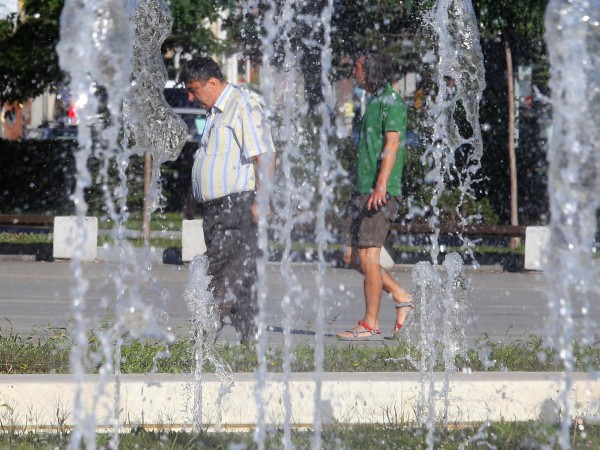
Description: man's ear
207,77,218,89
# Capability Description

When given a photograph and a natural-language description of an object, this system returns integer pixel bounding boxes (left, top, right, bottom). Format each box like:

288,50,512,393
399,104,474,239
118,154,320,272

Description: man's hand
250,200,271,224
367,186,387,211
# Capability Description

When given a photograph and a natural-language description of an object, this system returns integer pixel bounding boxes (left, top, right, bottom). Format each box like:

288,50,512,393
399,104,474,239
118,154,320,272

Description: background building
0,0,18,19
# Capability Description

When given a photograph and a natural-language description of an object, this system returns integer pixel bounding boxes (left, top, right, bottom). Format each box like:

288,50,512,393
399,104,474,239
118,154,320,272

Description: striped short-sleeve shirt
192,83,276,202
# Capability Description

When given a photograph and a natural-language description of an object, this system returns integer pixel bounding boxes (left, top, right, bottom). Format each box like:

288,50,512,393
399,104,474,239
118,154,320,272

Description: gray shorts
345,193,400,248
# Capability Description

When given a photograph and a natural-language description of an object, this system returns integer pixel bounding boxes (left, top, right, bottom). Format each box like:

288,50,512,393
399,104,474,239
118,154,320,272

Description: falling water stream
253,2,308,447
423,0,486,265
544,1,600,448
52,0,599,448
56,2,134,448
264,3,306,447
251,0,343,448
312,3,338,448
183,255,233,432
408,0,485,447
57,0,186,448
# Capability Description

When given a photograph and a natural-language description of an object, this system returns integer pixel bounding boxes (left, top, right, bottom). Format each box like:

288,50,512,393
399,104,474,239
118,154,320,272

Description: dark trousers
202,191,258,342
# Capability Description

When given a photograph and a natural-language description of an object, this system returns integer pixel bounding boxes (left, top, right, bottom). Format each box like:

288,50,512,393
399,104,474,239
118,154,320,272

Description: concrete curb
0,372,597,430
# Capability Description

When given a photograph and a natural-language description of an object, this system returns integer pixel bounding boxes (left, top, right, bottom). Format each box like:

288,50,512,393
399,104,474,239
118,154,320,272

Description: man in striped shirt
180,57,276,343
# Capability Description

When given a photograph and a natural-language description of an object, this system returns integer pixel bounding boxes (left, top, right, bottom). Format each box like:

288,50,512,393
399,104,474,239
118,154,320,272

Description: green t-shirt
355,84,407,196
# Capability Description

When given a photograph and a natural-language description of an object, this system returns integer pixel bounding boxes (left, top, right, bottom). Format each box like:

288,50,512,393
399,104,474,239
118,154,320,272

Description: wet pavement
1,257,599,345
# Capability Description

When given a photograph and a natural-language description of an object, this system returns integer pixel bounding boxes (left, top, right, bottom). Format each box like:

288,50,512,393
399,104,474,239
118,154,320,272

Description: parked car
164,88,206,142
26,124,78,141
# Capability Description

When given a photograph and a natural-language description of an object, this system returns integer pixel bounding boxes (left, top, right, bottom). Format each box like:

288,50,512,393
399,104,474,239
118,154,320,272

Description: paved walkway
1,255,599,345
3,256,600,434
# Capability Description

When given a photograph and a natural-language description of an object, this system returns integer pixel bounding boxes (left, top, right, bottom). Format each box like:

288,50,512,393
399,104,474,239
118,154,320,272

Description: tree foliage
331,0,427,63
473,0,548,59
0,0,235,103
164,0,235,56
473,0,550,224
0,0,64,103
222,0,328,107
223,0,433,109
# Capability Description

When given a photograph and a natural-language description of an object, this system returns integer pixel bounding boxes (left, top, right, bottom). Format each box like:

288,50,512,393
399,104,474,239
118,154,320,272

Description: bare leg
382,269,412,327
342,246,412,331
358,246,384,330
338,246,382,338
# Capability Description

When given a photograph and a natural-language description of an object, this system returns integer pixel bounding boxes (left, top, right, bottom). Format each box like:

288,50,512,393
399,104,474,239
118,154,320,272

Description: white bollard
524,226,550,271
182,219,207,262
52,216,98,262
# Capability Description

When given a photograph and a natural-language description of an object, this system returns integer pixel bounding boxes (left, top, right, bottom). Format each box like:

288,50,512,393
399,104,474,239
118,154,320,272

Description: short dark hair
363,51,393,92
179,57,225,84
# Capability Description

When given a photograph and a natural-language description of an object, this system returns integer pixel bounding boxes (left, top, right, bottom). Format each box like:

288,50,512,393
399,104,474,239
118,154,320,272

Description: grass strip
2,325,600,374
1,422,598,449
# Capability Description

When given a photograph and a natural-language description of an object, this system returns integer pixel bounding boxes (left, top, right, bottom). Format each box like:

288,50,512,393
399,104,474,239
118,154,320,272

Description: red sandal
337,320,382,341
392,300,414,338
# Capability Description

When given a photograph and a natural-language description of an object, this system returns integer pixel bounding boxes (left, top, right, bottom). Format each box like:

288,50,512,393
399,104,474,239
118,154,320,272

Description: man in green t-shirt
338,51,413,341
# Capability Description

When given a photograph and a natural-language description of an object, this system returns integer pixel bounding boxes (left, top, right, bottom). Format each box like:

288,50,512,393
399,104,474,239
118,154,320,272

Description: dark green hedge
0,139,197,215
0,139,76,214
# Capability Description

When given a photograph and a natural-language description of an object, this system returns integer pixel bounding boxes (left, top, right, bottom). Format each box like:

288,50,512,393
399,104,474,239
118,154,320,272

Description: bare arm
251,151,276,222
367,130,400,211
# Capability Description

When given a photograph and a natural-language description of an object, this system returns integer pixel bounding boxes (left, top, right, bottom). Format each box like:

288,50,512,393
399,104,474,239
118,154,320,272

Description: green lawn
1,422,598,449
1,326,597,448
1,323,599,375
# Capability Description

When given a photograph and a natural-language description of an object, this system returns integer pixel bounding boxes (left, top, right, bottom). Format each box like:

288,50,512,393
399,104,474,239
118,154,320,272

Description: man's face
186,80,213,109
353,56,367,90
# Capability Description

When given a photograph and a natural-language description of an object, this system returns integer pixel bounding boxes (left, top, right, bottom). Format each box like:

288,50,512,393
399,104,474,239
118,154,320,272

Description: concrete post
524,226,550,271
182,219,207,262
52,216,98,262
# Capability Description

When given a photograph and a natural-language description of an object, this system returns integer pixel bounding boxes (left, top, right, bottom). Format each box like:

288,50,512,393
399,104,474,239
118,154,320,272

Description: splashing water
123,0,188,203
543,1,600,448
410,252,468,447
57,2,133,448
115,0,186,340
409,0,485,448
52,0,600,448
183,255,234,432
312,2,339,447
57,0,186,448
439,252,468,415
422,0,486,264
252,1,343,448
251,2,279,447
253,1,307,448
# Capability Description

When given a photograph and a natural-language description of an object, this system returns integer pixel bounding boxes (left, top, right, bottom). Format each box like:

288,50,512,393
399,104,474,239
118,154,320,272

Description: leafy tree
224,1,432,111
0,0,65,103
0,0,235,102
163,0,234,57
331,0,428,69
222,0,327,109
473,0,548,232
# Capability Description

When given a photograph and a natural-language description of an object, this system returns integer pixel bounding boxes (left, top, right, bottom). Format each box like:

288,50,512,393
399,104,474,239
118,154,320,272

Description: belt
203,191,255,210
